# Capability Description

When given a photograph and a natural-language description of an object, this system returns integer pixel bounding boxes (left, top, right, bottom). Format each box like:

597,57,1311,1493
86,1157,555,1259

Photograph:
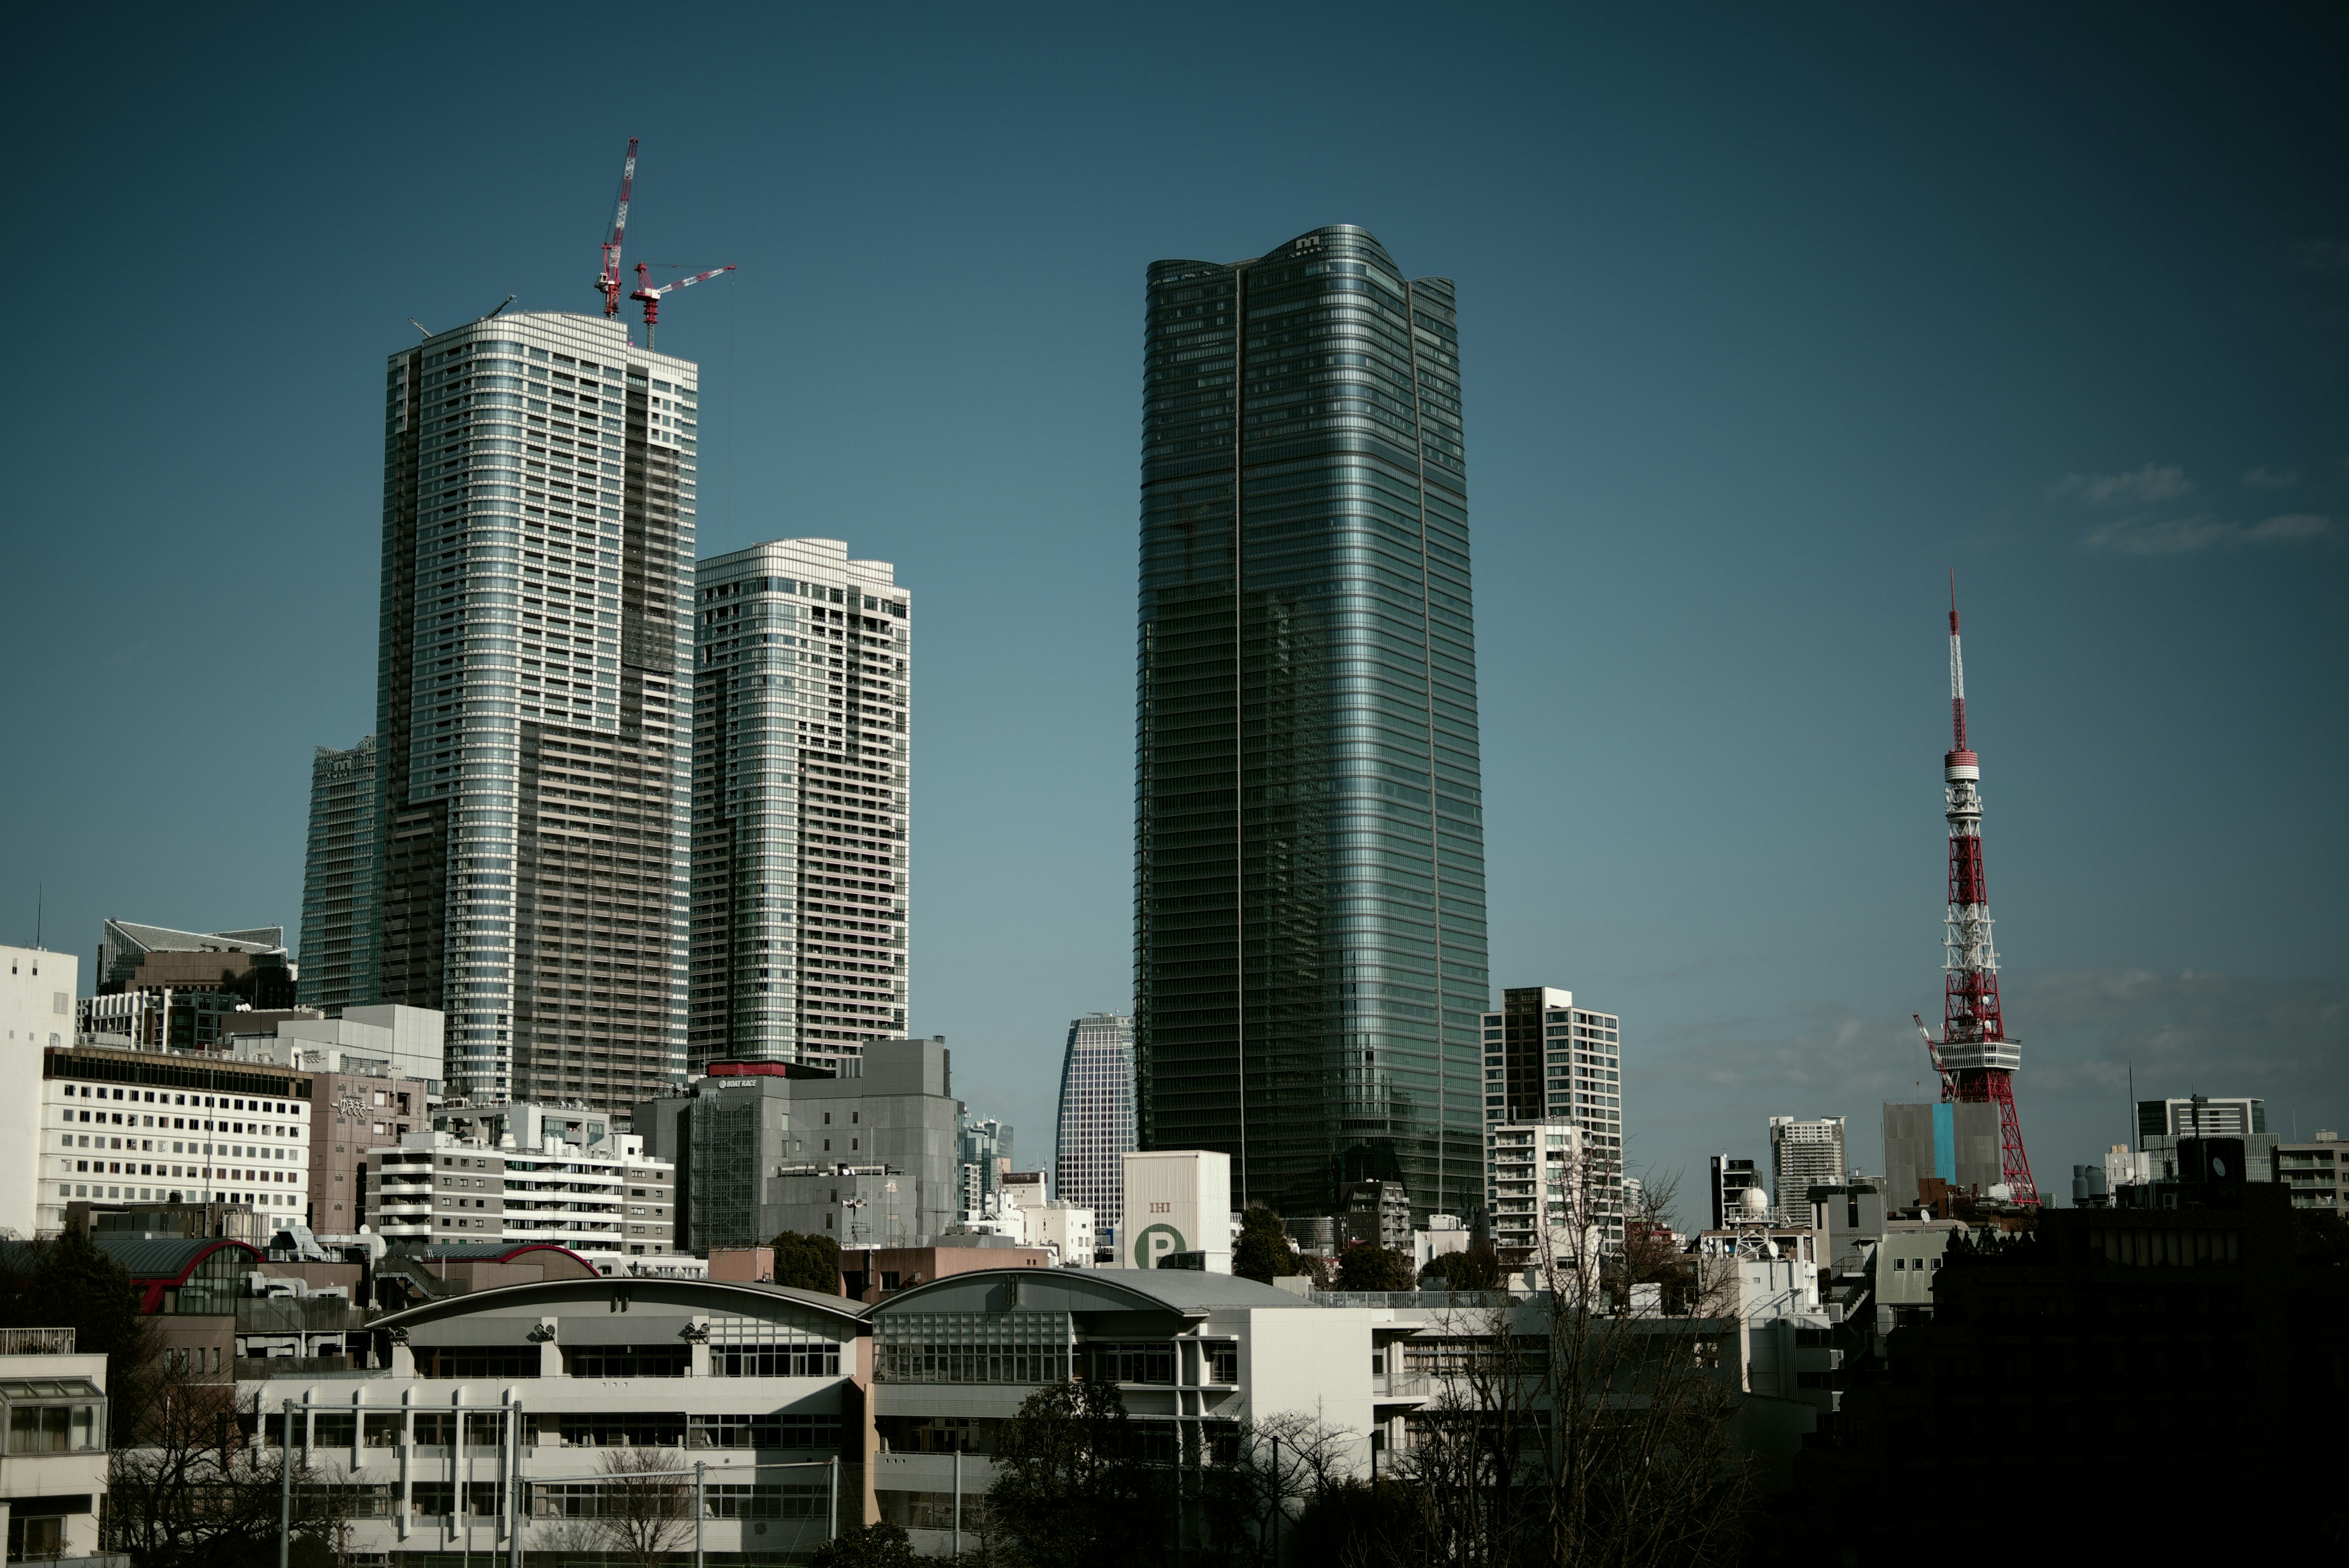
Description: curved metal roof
371,1275,869,1334
94,1236,263,1283
873,1266,1314,1316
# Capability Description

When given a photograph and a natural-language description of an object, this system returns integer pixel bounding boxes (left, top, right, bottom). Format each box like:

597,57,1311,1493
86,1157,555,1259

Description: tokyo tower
1913,581,2039,1205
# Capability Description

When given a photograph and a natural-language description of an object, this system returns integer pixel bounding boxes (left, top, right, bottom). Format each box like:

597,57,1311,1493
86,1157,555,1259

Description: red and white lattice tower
1928,582,2039,1205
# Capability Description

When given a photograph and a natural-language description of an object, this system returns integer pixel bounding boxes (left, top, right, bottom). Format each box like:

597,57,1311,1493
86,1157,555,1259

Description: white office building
373,311,696,1112
689,538,911,1071
1,946,76,1239
1769,1115,1847,1207
368,1124,677,1262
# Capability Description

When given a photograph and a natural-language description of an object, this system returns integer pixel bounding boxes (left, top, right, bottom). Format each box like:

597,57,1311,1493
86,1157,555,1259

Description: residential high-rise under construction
372,311,696,1114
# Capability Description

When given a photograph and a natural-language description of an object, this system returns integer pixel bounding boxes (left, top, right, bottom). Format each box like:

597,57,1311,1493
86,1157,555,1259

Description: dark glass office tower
1135,225,1488,1221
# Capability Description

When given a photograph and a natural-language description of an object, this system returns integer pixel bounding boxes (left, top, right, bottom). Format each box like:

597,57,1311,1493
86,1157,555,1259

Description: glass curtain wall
1135,225,1488,1221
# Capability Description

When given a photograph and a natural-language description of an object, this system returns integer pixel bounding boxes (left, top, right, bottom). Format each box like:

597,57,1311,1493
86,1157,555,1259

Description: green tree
812,1519,922,1568
988,1380,1170,1568
1232,1205,1301,1284
1335,1244,1414,1293
768,1230,844,1293
1419,1242,1503,1292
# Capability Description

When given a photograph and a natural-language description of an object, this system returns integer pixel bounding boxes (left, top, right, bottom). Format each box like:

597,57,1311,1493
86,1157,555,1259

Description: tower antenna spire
1918,579,2037,1205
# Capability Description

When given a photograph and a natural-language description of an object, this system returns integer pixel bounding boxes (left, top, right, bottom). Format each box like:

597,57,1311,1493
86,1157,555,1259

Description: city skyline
2,8,2342,1213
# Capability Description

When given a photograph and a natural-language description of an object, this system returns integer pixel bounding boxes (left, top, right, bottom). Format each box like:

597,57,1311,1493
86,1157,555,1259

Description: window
3,1391,102,1453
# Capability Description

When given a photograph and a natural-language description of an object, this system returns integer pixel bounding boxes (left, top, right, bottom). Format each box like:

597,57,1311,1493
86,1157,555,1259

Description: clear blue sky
4,4,2343,1219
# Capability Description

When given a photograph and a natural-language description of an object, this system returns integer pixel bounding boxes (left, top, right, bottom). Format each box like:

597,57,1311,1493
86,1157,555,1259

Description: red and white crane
629,261,735,349
596,138,639,318
1917,579,2039,1205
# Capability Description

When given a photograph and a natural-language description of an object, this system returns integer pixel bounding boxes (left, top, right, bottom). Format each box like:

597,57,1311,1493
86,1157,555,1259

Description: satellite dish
2211,1156,2229,1178
1763,1239,1779,1260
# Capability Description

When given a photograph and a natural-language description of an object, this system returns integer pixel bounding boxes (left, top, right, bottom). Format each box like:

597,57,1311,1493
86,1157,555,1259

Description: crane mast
596,138,639,318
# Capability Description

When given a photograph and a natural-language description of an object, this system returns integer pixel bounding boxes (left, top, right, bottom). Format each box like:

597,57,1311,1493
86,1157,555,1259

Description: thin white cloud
2084,511,2330,555
2241,466,2301,489
2054,464,2194,505
2245,511,2329,543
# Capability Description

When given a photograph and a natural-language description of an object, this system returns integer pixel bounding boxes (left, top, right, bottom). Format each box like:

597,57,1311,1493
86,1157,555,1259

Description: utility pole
278,1398,295,1568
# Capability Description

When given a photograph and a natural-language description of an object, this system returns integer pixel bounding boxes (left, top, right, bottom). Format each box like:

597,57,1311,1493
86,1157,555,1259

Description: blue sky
3,4,2343,1216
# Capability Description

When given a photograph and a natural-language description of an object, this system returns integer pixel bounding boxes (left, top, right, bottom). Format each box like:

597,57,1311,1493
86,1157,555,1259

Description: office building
219,1006,443,1233
2139,1094,2277,1182
689,538,911,1071
367,1118,675,1261
2277,1132,2342,1214
1053,1011,1134,1233
39,1040,313,1239
1769,1115,1846,1206
371,312,694,1113
1481,988,1624,1243
2,945,77,1239
297,736,380,1011
960,1114,1013,1216
84,919,296,1050
224,1003,447,1089
634,1038,963,1251
1135,225,1488,1221
1709,1154,1762,1230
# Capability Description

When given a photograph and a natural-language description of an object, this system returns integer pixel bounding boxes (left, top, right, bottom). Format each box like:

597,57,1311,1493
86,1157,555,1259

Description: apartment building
366,1122,676,1262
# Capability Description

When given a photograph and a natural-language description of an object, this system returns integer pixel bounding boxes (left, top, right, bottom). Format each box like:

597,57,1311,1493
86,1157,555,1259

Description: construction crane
596,138,639,318
629,261,735,349
1914,578,2040,1205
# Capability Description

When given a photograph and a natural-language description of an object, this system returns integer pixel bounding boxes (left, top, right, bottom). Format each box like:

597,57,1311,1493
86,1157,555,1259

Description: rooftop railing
0,1326,78,1355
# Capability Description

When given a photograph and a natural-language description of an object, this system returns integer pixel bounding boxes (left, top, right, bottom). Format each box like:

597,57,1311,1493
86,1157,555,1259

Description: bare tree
107,1361,353,1567
1389,1164,1753,1567
584,1447,696,1566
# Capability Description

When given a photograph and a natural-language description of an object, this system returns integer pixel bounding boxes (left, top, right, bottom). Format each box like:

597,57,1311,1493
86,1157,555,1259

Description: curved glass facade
1054,1011,1137,1227
1135,226,1488,1221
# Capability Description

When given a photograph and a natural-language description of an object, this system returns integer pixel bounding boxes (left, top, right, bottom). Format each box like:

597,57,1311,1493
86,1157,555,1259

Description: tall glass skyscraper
1135,225,1488,1221
1054,1011,1136,1228
297,735,379,1011
374,311,694,1113
689,538,911,1071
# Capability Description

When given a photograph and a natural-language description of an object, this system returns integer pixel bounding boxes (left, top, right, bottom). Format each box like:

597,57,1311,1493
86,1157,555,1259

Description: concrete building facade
0,946,76,1239
635,1038,962,1252
366,1122,675,1262
691,538,911,1072
1882,1100,2002,1206
38,1042,313,1238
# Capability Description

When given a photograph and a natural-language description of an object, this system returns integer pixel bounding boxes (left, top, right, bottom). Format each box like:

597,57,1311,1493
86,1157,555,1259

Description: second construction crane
592,136,734,348
1913,582,2040,1205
